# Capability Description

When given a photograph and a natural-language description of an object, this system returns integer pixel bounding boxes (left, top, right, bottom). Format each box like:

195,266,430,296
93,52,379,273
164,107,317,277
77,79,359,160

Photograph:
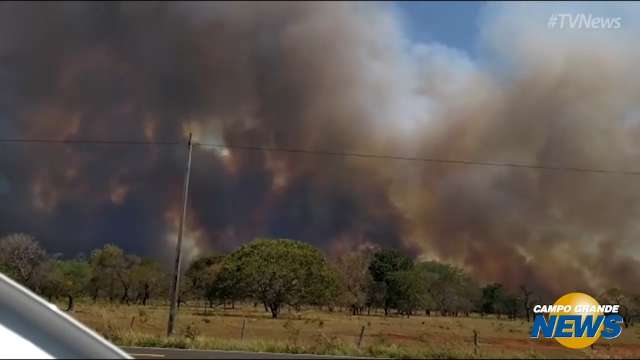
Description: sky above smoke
1,2,639,296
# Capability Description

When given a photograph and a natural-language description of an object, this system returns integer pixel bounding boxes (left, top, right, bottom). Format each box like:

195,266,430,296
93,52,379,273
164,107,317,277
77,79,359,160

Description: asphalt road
123,347,375,359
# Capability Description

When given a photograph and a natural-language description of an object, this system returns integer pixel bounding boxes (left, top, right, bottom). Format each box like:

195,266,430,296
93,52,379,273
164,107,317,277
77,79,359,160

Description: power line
194,142,640,176
0,138,180,146
1,137,640,176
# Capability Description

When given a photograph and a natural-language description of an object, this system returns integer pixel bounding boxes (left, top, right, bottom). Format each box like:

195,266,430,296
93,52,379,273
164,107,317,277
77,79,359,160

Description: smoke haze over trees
2,234,639,325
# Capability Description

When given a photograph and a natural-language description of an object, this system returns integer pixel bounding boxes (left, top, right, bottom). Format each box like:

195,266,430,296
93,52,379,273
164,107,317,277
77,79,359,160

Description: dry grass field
62,301,640,359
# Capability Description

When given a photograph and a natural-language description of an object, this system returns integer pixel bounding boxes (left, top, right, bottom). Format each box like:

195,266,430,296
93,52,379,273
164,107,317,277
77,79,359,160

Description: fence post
241,318,247,341
357,325,366,348
473,329,479,355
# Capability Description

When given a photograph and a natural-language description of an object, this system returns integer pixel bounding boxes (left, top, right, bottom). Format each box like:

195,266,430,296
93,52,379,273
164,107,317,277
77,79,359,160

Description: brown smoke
1,2,639,296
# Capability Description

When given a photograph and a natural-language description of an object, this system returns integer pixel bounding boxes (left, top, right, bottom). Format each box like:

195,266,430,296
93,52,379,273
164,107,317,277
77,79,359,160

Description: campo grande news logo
530,292,624,349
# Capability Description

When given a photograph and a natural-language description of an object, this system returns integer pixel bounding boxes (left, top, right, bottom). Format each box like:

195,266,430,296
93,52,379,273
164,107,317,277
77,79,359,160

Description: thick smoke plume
1,2,639,296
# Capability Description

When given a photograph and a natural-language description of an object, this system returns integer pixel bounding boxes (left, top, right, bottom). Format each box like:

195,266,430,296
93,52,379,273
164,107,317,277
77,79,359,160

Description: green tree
416,261,479,316
89,244,121,301
119,254,141,304
386,269,427,317
365,280,387,315
368,249,413,315
218,238,335,318
32,259,64,301
89,244,144,304
368,249,413,283
480,283,517,319
306,261,340,310
57,260,92,312
185,254,224,307
210,264,244,309
130,258,165,306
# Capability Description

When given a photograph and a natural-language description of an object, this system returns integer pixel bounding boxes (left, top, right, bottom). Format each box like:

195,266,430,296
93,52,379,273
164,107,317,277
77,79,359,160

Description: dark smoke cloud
0,2,412,262
0,173,8,194
1,2,639,296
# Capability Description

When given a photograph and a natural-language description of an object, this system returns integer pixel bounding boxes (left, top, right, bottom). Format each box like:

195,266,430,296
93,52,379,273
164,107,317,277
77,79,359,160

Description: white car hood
0,273,130,359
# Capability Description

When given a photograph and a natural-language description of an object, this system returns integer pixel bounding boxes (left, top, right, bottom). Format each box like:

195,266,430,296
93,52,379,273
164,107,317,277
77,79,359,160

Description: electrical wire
2,137,640,176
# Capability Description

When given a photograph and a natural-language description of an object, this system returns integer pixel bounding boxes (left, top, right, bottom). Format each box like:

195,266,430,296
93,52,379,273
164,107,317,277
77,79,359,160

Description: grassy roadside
64,301,640,359
109,332,481,359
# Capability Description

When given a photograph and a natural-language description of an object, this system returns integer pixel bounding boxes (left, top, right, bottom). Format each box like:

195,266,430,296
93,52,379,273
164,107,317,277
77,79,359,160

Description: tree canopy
216,238,337,318
5,232,633,324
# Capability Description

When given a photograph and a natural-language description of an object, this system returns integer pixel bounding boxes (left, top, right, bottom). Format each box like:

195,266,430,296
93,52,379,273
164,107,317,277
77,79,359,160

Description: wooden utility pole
166,133,193,337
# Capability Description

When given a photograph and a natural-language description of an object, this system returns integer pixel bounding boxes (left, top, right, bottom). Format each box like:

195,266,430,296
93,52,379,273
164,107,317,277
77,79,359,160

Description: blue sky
395,1,638,59
395,1,485,55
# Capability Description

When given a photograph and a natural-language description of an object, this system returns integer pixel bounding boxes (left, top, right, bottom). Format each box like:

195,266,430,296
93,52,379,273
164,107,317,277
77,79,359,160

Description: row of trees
333,247,530,319
1,233,639,324
0,233,165,312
